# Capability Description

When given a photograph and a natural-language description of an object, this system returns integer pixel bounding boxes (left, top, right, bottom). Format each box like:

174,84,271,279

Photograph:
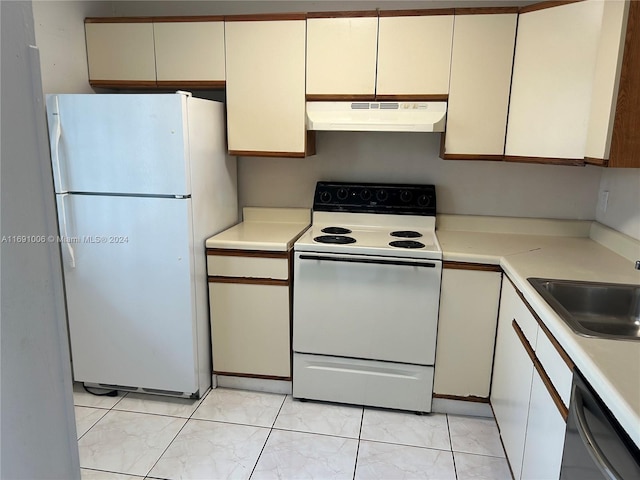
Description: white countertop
437,217,640,447
206,207,311,252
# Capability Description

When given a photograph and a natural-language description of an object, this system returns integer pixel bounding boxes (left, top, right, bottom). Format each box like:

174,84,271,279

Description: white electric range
292,182,442,413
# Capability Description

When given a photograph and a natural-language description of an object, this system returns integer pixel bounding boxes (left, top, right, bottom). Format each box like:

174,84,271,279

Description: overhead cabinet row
85,1,638,166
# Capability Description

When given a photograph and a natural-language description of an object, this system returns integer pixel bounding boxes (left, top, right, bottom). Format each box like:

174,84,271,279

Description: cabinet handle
512,320,568,421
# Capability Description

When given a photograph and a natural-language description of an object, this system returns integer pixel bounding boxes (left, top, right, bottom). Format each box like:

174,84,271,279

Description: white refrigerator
46,92,237,397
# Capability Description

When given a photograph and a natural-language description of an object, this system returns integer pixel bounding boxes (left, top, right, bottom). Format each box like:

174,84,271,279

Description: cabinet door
521,370,566,480
433,268,501,398
154,21,225,85
85,21,156,85
210,283,290,378
505,1,605,160
376,13,454,97
491,281,537,480
306,15,378,97
225,19,307,155
443,13,517,158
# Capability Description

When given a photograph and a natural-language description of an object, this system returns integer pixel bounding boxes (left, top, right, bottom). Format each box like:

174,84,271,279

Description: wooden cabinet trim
443,261,502,272
375,94,449,102
442,153,505,161
432,393,490,403
228,150,307,158
379,9,455,17
504,155,585,166
206,248,289,259
307,11,378,19
214,370,292,381
153,16,225,22
608,0,640,168
306,130,317,156
511,283,575,371
208,275,289,287
512,320,569,421
89,80,158,88
584,156,608,167
224,13,306,22
85,17,153,23
156,81,225,89
306,94,376,102
453,7,520,15
519,1,583,14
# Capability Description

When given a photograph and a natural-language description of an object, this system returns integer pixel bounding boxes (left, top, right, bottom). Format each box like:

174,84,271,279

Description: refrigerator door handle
59,194,76,268
50,95,65,192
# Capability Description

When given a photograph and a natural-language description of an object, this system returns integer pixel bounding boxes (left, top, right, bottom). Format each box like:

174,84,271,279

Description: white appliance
46,92,237,397
305,101,447,132
293,182,442,412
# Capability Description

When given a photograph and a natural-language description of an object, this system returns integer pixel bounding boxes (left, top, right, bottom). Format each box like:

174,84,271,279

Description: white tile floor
74,383,512,480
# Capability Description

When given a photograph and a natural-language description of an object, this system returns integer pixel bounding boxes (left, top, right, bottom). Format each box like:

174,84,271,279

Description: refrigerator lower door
58,193,200,395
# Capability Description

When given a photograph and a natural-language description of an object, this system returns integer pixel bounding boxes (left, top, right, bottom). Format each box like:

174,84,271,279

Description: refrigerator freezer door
59,193,200,394
47,93,191,196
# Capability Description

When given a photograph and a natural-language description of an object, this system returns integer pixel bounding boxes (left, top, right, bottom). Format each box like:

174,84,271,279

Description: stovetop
294,182,442,260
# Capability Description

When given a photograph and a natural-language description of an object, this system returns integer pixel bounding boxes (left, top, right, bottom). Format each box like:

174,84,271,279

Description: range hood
306,101,447,133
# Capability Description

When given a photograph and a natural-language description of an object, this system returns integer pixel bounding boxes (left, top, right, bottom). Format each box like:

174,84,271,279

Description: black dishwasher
560,371,640,480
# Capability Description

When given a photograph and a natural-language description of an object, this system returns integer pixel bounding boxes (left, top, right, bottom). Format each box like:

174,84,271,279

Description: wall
32,0,113,94
239,132,603,220
596,169,640,240
40,0,638,238
1,1,80,478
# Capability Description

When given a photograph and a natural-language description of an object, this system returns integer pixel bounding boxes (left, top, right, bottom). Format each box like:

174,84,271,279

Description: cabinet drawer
207,254,288,280
535,330,573,407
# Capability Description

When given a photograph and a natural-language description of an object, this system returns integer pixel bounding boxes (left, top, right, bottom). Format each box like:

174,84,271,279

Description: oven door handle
572,384,622,480
298,254,437,268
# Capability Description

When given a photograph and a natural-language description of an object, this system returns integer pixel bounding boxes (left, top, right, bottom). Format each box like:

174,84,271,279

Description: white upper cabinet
505,0,605,160
376,13,454,97
154,20,225,85
85,21,156,84
585,0,630,161
443,12,517,158
306,14,378,97
225,18,308,156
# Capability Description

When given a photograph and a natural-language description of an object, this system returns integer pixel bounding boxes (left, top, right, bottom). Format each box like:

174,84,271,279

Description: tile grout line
447,414,460,480
247,393,288,479
141,387,214,478
353,407,365,480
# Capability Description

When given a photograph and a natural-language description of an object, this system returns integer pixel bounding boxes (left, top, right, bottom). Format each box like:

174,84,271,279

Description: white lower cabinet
521,370,566,480
491,279,572,480
491,281,537,479
433,267,502,398
207,252,292,378
209,282,290,377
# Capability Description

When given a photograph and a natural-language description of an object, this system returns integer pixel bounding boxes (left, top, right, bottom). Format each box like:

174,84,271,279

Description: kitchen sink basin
528,278,640,341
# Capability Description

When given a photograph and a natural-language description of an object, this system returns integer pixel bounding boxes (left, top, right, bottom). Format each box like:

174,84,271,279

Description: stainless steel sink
528,278,640,341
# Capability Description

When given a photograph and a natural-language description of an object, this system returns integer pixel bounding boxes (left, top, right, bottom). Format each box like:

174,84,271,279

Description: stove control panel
313,182,436,216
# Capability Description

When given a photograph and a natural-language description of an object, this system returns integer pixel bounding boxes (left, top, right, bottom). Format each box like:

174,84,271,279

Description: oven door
293,252,442,365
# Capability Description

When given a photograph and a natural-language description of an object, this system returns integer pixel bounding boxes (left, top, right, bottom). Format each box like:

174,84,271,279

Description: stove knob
376,190,388,202
319,191,332,203
418,194,431,207
337,188,349,201
360,189,372,201
400,190,413,203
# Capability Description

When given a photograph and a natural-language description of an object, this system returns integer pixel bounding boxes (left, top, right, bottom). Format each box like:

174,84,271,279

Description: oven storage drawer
293,252,442,365
293,353,434,412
